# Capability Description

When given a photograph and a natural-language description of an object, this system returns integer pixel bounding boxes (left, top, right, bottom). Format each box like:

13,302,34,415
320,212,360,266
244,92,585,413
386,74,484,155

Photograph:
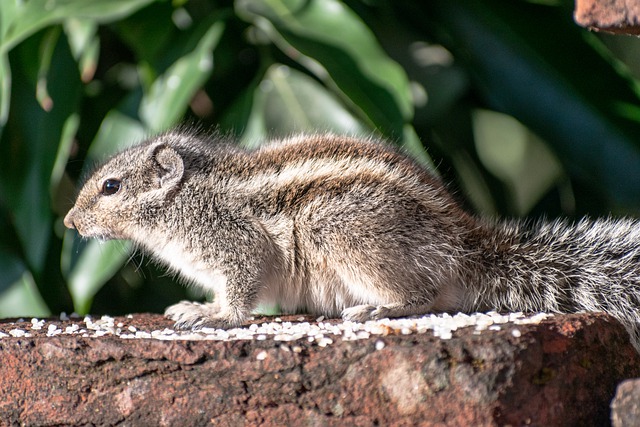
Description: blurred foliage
2,0,640,317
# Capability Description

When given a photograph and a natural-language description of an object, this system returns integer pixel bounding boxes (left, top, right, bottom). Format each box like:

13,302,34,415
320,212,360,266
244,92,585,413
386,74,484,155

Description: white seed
31,318,45,330
65,324,80,334
16,311,553,345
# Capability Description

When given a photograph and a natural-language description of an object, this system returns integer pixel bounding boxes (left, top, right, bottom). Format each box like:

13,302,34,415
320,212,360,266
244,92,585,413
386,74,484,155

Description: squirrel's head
64,138,185,240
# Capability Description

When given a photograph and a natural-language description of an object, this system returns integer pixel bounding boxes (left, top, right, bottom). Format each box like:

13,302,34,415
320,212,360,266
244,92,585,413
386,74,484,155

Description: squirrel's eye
101,178,122,196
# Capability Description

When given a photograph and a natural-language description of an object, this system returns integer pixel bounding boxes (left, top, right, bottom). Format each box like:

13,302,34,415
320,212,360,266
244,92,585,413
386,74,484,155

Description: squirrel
64,129,640,350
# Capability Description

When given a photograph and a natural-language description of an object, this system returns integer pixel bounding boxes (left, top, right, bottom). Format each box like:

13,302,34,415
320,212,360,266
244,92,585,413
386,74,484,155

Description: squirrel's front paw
165,300,244,330
341,305,378,322
342,302,432,322
165,301,215,329
341,304,405,322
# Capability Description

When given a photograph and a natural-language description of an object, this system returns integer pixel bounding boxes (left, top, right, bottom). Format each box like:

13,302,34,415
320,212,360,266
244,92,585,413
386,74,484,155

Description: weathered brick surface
612,378,640,427
575,0,640,34
0,312,637,426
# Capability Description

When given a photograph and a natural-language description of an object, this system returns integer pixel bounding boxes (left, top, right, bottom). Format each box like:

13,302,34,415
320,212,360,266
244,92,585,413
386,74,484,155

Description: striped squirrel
64,130,640,350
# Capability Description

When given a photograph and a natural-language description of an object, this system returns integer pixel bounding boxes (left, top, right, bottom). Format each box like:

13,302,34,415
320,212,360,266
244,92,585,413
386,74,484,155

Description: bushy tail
460,217,640,351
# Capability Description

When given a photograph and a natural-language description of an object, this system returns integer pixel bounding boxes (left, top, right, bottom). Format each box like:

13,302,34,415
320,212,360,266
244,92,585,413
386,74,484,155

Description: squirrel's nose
63,209,76,230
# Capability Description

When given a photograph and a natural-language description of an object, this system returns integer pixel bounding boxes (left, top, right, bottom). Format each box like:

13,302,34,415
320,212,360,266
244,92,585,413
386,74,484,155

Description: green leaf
0,1,19,39
139,21,224,132
0,272,50,318
86,110,146,164
0,217,50,317
401,125,437,171
240,63,368,146
219,75,262,138
111,1,177,65
0,52,9,128
412,0,640,209
0,0,158,54
35,27,60,112
63,232,130,315
0,35,82,274
50,113,80,197
236,0,413,137
63,18,100,82
0,0,157,128
472,109,563,215
0,247,25,295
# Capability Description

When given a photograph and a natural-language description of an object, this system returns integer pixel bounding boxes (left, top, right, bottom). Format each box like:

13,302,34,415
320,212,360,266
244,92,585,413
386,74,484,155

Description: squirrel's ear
148,143,184,189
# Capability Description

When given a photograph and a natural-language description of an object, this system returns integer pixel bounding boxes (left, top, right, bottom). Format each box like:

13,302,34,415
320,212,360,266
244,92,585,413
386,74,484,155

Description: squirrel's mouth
63,209,122,241
77,225,122,241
